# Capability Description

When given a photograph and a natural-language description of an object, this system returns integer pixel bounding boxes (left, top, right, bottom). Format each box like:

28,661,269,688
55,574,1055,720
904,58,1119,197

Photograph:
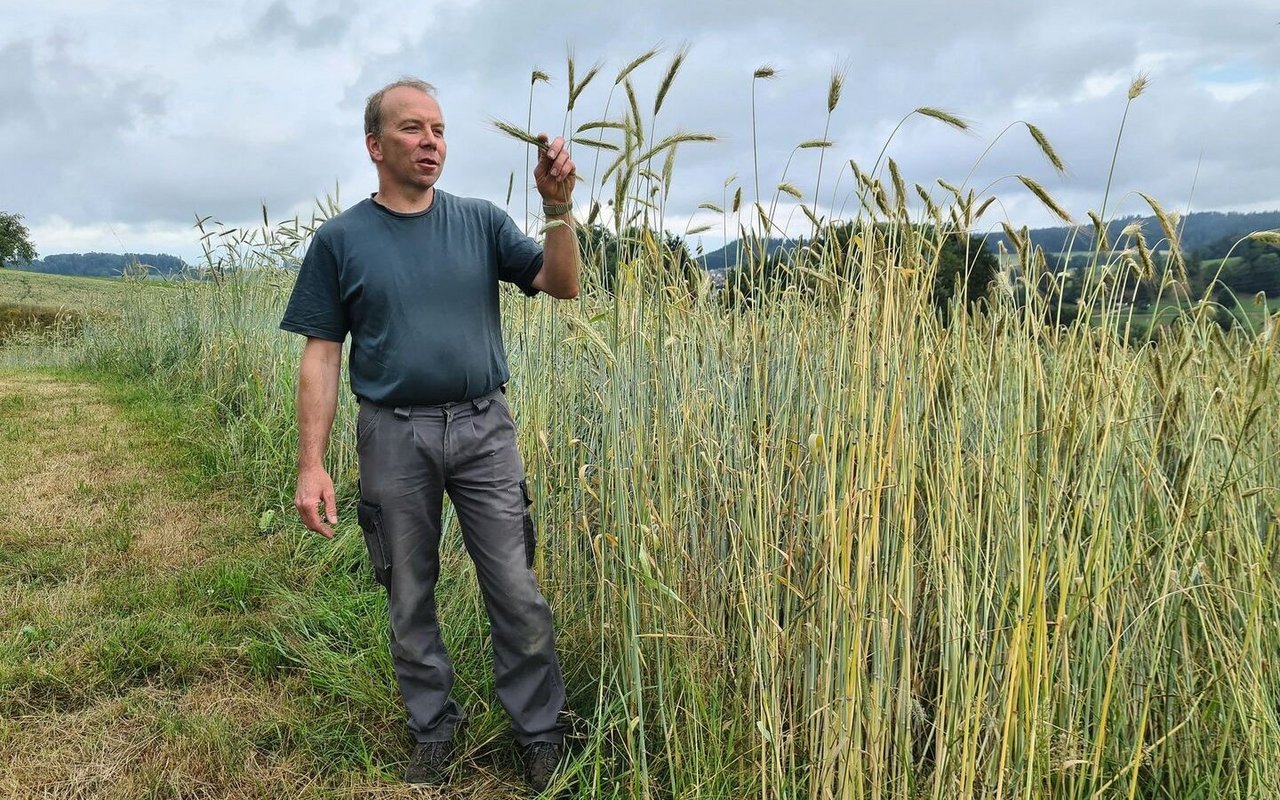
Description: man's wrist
298,458,327,473
541,200,574,216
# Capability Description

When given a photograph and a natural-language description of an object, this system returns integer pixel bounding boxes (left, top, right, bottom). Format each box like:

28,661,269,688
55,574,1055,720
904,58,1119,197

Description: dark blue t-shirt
279,191,543,405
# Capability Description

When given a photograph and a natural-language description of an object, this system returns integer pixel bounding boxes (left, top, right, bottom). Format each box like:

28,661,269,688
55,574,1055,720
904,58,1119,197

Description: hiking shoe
522,741,563,791
404,740,454,785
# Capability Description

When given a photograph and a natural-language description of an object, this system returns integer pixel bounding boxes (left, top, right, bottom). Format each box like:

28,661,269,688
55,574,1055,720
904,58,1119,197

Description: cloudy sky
2,0,1276,262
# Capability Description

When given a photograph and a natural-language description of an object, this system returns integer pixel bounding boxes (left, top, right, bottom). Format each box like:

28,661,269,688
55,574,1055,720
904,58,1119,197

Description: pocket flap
356,500,391,587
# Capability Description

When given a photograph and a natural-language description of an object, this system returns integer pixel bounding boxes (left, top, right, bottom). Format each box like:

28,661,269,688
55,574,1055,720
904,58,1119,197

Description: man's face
367,87,447,193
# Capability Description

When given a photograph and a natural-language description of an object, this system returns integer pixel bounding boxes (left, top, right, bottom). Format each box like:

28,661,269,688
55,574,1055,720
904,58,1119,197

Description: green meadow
0,271,160,347
2,57,1278,799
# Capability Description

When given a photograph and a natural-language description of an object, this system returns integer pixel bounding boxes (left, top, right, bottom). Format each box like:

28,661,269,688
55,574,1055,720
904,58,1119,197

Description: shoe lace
416,742,451,767
527,742,560,770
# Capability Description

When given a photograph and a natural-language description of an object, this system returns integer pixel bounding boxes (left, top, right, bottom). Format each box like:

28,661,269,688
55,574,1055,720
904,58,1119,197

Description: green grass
0,268,175,311
0,270,178,351
1093,297,1273,333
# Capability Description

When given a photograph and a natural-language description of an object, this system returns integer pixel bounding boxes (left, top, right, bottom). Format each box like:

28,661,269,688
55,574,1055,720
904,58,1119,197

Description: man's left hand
534,134,576,205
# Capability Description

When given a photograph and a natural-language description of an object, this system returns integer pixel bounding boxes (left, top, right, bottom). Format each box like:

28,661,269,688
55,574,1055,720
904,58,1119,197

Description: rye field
2,59,1278,799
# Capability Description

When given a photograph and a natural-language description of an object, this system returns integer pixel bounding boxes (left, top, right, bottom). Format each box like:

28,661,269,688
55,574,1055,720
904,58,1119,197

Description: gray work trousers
354,388,565,746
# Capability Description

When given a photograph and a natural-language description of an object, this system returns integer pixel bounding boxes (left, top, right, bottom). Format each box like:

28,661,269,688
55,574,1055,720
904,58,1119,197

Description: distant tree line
14,252,190,278
576,219,999,319
576,224,705,298
722,222,999,316
1195,234,1280,303
1042,231,1279,310
698,237,797,271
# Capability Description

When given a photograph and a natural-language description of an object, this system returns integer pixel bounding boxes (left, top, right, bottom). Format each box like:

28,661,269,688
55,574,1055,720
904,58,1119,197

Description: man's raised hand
534,134,576,204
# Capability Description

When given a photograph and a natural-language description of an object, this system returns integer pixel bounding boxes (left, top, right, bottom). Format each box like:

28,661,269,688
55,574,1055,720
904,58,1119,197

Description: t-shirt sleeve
280,234,349,341
493,206,544,297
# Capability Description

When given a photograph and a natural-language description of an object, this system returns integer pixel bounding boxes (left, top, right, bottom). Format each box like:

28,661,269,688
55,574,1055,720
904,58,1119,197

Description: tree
932,233,999,315
577,223,708,301
1230,252,1280,296
0,212,38,267
1194,234,1280,298
576,223,621,291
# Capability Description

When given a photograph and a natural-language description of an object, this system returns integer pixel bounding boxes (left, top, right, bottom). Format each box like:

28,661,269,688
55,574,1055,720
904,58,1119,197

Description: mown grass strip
0,368,544,798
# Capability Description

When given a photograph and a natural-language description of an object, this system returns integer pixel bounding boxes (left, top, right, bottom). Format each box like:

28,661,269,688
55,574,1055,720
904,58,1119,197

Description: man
279,78,578,791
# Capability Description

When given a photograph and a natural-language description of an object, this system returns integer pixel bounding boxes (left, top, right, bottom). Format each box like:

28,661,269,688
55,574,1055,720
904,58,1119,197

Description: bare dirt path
0,372,213,564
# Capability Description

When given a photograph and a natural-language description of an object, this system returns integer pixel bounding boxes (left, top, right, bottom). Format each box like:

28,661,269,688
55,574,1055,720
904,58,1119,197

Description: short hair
364,78,437,138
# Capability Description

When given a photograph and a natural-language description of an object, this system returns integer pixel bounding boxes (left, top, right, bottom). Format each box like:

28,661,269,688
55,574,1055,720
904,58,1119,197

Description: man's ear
366,132,382,163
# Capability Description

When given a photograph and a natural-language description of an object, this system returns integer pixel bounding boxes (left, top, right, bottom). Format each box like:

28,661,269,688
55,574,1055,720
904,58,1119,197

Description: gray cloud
253,0,353,49
0,35,168,220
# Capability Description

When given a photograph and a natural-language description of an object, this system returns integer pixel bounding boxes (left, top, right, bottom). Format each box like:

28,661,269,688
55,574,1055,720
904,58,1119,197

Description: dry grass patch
0,373,233,568
3,683,277,800
2,677,540,800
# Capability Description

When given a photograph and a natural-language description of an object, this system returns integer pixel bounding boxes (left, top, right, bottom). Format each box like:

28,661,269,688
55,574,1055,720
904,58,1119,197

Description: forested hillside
11,252,189,277
699,211,1278,272
986,210,1280,255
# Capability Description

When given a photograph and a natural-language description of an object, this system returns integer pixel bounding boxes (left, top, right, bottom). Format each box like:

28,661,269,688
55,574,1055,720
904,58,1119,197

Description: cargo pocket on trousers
519,480,537,569
357,500,391,588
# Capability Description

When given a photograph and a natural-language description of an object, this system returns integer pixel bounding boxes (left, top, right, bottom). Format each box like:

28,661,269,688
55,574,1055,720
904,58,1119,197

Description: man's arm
531,134,580,300
295,337,343,538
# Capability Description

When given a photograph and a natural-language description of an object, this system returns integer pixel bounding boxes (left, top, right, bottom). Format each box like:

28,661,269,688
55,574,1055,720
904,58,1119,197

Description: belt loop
473,397,491,413
393,406,411,420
